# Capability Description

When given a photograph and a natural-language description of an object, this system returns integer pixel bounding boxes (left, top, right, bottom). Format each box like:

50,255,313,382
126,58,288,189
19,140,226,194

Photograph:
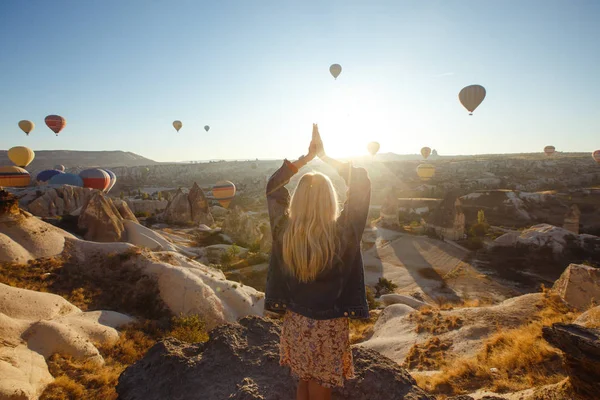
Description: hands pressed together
306,123,326,162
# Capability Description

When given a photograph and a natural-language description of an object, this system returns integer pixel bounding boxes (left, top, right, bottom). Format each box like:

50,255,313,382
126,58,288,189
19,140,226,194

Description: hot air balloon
459,85,486,115
417,163,436,181
79,168,111,191
204,125,210,132
49,172,83,187
173,120,182,132
212,180,236,208
18,120,35,136
101,169,117,193
330,64,342,79
593,150,600,164
421,147,431,159
54,164,65,172
0,166,31,187
8,146,35,168
544,146,556,156
367,142,380,156
37,169,63,183
45,115,67,135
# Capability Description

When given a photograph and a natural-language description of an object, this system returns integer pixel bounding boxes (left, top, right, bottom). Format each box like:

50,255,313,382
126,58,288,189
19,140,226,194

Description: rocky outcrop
65,239,263,329
78,192,125,242
125,198,168,216
222,207,263,246
0,283,134,399
542,323,600,399
574,306,600,329
189,182,214,225
552,264,600,311
113,198,139,222
0,191,75,263
117,316,434,400
23,185,95,217
161,185,214,226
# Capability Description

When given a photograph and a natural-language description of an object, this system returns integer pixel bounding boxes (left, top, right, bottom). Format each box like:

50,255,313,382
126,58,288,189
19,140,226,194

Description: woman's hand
312,123,326,158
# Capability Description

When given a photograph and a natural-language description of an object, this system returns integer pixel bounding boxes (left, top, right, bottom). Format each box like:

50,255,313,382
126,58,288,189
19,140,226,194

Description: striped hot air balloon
45,115,67,135
100,169,117,193
37,169,63,183
212,180,236,208
459,85,486,115
544,146,556,156
49,172,83,187
0,166,31,187
592,150,600,164
79,168,110,191
417,163,436,181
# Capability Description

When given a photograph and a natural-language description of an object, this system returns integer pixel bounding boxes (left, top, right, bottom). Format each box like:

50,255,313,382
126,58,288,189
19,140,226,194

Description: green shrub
375,277,398,297
169,314,209,343
366,286,380,310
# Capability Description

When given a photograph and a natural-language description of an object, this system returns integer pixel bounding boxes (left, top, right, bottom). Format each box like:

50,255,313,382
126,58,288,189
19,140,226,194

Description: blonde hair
283,172,339,282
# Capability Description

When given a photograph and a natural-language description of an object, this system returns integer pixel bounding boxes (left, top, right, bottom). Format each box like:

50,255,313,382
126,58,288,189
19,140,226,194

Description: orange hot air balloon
421,147,431,159
416,163,436,181
592,150,600,164
18,120,35,135
0,166,31,187
544,145,556,156
45,115,67,135
367,142,380,156
212,180,236,208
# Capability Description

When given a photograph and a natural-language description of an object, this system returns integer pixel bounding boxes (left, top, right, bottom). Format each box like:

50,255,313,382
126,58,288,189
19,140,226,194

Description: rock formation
188,182,214,225
117,316,434,400
113,198,139,222
552,264,600,311
125,198,168,216
78,192,126,242
22,185,95,217
425,192,465,240
0,190,75,263
65,239,263,329
563,204,581,234
0,283,133,399
161,184,214,226
542,323,600,399
221,207,263,246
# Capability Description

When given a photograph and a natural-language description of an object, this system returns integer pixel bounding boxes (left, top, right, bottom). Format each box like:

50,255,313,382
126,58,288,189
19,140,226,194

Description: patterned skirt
280,310,355,388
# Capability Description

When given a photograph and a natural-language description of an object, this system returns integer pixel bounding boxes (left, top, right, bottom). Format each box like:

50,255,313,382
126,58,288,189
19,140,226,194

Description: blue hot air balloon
37,169,63,183
48,172,84,187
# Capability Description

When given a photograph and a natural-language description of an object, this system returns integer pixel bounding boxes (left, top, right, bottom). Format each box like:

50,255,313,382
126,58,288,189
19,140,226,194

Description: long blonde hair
283,172,339,282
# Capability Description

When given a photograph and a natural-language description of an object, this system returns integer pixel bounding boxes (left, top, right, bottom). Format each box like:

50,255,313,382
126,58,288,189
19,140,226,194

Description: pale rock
162,189,192,225
0,283,80,321
380,294,430,309
210,205,229,218
125,199,168,216
574,305,600,328
112,198,139,222
0,343,53,400
222,207,263,246
553,263,600,310
188,182,214,225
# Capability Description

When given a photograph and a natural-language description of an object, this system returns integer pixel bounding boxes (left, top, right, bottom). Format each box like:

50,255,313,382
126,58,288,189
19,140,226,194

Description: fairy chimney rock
563,204,580,234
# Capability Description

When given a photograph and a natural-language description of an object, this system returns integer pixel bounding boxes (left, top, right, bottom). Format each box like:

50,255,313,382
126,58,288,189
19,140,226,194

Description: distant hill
0,150,158,170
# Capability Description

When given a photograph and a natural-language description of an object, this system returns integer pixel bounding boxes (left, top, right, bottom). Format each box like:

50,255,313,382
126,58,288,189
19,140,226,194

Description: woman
265,124,371,400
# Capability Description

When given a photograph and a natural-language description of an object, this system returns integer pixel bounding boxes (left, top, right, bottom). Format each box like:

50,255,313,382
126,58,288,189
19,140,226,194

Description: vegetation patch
409,308,463,334
415,290,579,396
349,311,379,344
403,337,452,371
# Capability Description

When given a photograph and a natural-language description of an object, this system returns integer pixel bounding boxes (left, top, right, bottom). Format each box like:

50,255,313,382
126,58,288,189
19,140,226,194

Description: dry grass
403,337,452,371
415,290,579,396
410,307,463,334
349,311,379,344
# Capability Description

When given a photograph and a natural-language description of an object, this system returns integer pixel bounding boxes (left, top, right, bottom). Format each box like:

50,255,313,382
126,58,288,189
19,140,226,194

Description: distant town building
563,204,581,234
425,193,465,240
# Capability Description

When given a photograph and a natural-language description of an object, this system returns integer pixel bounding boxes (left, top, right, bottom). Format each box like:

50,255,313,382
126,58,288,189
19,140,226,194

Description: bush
469,222,489,238
134,211,150,218
366,286,380,310
169,314,209,343
375,277,398,297
464,236,484,250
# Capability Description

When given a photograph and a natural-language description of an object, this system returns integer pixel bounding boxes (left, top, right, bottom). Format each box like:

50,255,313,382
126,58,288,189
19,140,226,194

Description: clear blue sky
1,0,599,162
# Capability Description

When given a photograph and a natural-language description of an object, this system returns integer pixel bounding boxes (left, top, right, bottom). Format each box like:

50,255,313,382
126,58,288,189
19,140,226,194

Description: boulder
78,191,126,242
574,306,600,329
552,264,600,311
0,190,75,263
117,316,435,400
0,342,53,400
162,189,192,225
542,323,600,399
222,207,263,246
112,198,139,222
188,182,214,225
24,185,95,217
380,294,430,309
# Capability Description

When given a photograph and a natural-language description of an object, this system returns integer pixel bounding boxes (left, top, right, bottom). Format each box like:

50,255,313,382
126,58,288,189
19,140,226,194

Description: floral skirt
279,310,355,388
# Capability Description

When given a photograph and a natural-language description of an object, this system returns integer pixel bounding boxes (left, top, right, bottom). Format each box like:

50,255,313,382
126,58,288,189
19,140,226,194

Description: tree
477,210,487,225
